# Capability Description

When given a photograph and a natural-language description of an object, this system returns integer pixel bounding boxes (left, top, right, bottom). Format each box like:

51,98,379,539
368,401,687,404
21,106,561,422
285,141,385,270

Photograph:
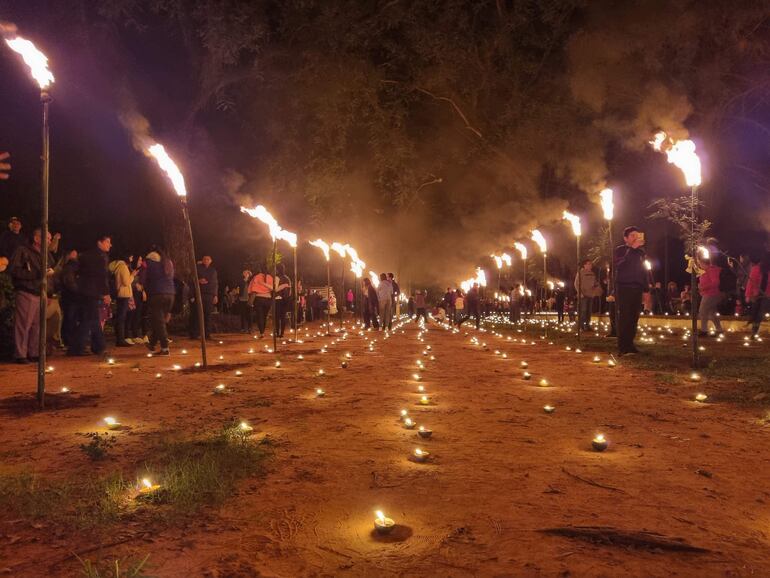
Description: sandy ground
1,317,769,577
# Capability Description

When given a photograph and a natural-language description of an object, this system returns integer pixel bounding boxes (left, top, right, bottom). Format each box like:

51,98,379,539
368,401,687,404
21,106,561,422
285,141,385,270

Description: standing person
274,263,292,338
414,290,428,323
9,228,46,363
126,256,147,344
509,285,522,323
388,273,400,317
697,251,724,336
554,285,565,324
0,217,25,259
237,269,252,333
574,260,597,331
454,289,465,325
248,264,272,338
143,248,175,356
58,249,79,348
108,255,135,347
459,283,481,329
443,287,455,321
613,226,649,355
651,282,664,314
665,281,680,314
69,234,111,357
377,273,393,331
346,288,354,313
190,255,218,340
680,285,692,314
362,277,379,329
748,253,770,337
734,254,750,315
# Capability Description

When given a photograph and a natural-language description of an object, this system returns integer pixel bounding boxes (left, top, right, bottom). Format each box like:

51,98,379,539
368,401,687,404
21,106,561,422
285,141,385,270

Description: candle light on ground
419,395,431,405
543,405,555,414
317,369,325,376
59,386,70,393
689,372,701,382
695,393,708,403
538,378,550,387
239,421,254,434
315,388,326,398
104,416,121,430
592,355,601,363
374,510,395,534
412,373,422,381
403,417,415,429
297,354,304,360
275,360,282,368
523,372,532,380
138,477,161,497
592,434,608,452
155,372,162,378
214,384,227,394
520,361,528,368
607,359,616,368
172,364,182,371
107,358,116,365
412,448,430,462
418,425,433,438
400,409,409,421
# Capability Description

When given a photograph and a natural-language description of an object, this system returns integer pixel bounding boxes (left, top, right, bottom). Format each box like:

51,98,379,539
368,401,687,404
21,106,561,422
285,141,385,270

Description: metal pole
182,202,207,367
576,235,581,342
608,221,615,336
271,239,277,353
37,92,51,409
340,259,345,321
292,247,298,339
327,263,332,331
523,259,528,321
691,185,699,368
543,253,548,337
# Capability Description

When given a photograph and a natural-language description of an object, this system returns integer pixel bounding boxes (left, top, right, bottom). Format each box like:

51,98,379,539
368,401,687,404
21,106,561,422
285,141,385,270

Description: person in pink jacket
697,258,723,335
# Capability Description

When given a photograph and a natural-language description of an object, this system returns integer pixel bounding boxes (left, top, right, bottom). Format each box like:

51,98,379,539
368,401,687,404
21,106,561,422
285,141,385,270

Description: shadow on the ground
0,392,102,416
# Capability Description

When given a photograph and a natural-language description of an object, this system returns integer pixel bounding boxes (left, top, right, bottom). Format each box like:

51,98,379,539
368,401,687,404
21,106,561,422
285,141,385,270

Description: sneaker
142,336,150,344
125,338,137,345
156,349,170,356
145,342,157,353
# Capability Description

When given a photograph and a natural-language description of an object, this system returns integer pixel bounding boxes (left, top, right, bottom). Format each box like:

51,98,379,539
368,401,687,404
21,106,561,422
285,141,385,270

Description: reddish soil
1,319,769,577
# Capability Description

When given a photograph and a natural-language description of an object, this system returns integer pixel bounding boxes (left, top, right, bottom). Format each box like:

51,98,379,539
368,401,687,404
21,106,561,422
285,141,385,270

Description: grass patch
0,423,272,530
77,553,152,578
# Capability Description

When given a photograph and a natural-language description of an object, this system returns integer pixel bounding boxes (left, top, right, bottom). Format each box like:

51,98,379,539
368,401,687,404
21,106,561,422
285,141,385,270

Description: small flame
599,188,614,221
5,36,54,89
594,434,605,443
148,144,187,197
697,246,709,260
562,211,581,237
650,131,702,187
310,239,331,261
142,478,152,489
104,416,117,426
375,510,386,522
644,259,652,271
531,229,547,254
514,242,528,260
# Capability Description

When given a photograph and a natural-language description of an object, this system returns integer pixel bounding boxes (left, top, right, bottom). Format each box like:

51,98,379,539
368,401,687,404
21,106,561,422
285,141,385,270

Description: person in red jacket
697,251,723,336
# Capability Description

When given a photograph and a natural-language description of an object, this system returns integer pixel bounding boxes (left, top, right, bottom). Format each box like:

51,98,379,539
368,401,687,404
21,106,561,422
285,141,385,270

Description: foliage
79,432,118,461
648,195,712,250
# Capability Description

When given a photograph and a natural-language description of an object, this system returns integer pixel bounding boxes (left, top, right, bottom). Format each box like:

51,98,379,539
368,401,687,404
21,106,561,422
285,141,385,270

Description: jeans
253,297,271,335
275,299,288,337
238,300,252,331
616,285,643,354
148,294,174,350
698,294,723,333
70,297,106,356
379,300,392,330
14,290,40,360
61,294,78,347
190,293,215,338
114,297,130,344
578,296,592,330
127,294,144,339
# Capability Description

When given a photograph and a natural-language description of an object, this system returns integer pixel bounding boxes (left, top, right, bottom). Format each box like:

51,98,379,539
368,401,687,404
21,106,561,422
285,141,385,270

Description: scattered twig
561,467,627,494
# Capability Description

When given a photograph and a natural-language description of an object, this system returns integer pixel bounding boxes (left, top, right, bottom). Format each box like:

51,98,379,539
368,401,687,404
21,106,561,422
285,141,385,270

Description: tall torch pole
691,184,699,368
272,239,278,352
37,91,51,408
293,245,298,343
182,201,207,367
564,211,582,342
4,33,56,408
326,260,331,334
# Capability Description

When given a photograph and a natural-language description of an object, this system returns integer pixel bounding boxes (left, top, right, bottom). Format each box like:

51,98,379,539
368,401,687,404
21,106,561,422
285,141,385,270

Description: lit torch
600,188,615,332
4,30,55,408
531,230,549,335
563,211,583,340
651,131,704,368
331,242,348,320
514,242,528,314
149,143,207,367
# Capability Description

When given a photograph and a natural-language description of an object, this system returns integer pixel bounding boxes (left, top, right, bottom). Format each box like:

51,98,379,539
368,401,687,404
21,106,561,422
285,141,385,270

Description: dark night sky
0,1,768,292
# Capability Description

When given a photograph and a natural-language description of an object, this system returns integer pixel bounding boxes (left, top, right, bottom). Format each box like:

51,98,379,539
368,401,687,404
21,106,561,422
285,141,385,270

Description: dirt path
1,319,769,577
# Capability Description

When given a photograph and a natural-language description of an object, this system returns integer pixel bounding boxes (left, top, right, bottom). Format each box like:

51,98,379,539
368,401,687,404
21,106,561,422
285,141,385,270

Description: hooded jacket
698,264,722,297
144,252,175,296
108,260,133,299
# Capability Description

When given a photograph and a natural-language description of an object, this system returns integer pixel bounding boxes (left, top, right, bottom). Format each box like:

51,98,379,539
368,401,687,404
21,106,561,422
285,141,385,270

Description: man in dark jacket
190,255,218,340
69,234,111,356
9,229,47,363
0,217,25,260
614,226,649,355
143,249,175,355
459,283,481,329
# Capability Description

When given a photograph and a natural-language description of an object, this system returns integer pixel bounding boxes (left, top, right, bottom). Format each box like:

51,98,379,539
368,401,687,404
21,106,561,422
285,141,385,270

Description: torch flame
491,254,503,269
331,242,347,258
562,211,581,237
697,245,709,260
514,242,528,260
369,270,380,287
148,144,187,197
310,239,330,261
5,36,54,89
531,230,547,254
475,268,487,287
501,253,512,267
650,131,702,187
241,205,281,240
277,229,297,248
599,188,614,221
